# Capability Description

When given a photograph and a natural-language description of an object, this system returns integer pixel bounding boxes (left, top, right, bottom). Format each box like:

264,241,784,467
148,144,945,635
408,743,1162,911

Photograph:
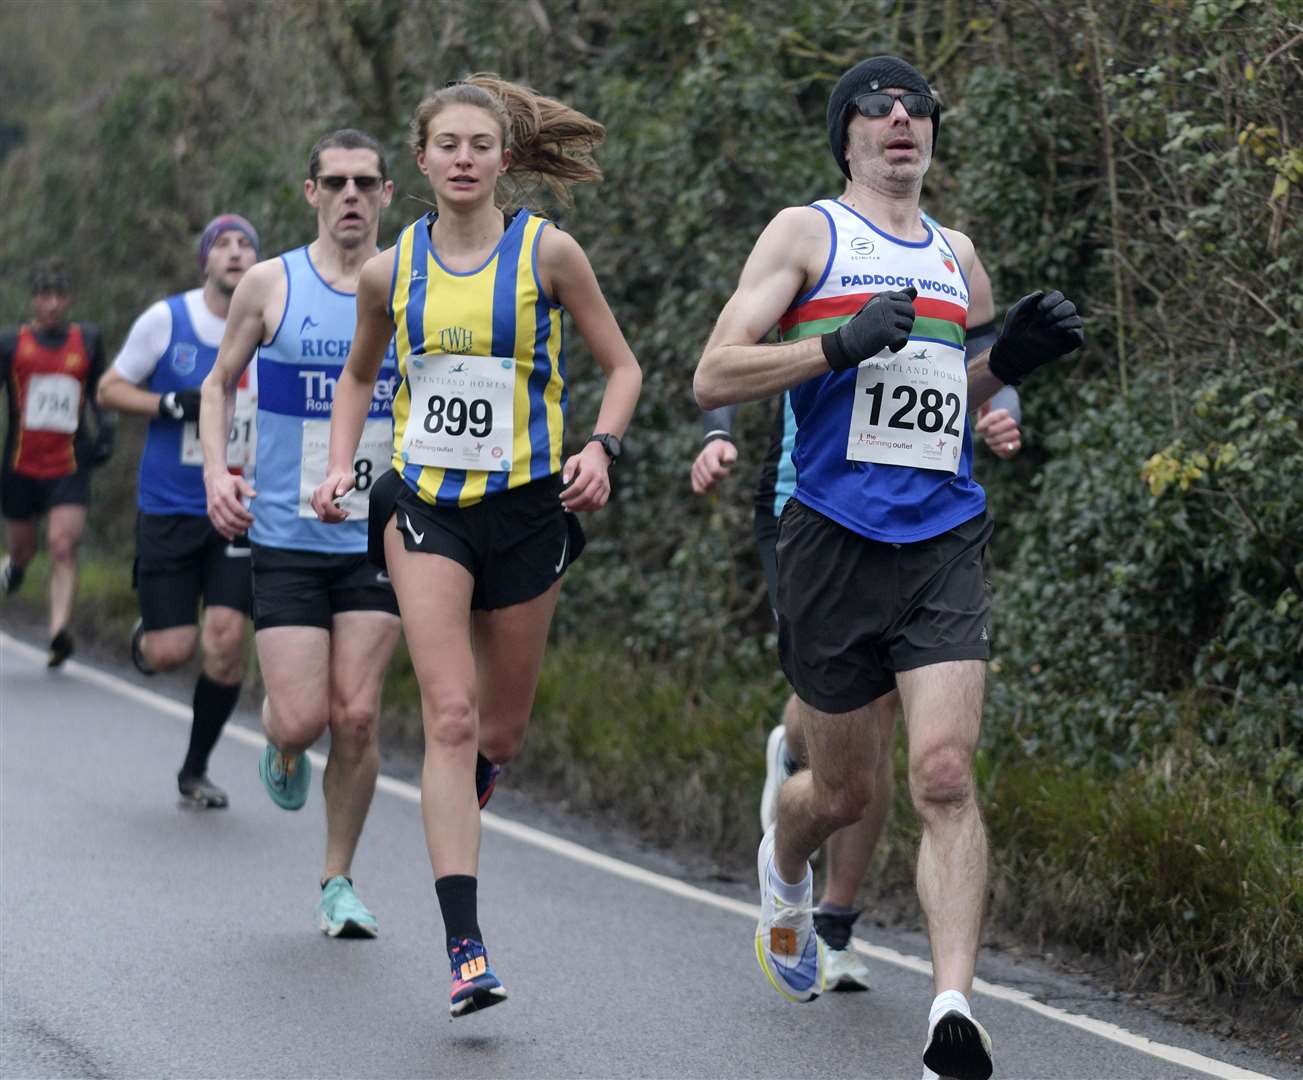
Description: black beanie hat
827,55,940,179
30,264,70,296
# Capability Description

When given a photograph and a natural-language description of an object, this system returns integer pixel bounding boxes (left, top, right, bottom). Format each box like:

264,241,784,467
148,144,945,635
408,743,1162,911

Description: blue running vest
783,200,985,543
759,212,990,525
251,247,397,553
138,294,215,516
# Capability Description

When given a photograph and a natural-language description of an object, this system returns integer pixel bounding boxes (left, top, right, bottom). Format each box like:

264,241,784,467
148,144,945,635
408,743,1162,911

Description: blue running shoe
316,875,378,938
754,823,823,1002
476,755,501,809
258,743,310,810
448,937,508,1017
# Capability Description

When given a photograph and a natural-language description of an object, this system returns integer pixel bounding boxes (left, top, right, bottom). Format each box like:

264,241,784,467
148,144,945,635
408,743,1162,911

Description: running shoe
759,725,819,863
448,936,507,1017
130,618,155,676
0,556,24,597
316,875,378,938
258,743,310,810
814,909,871,992
476,755,501,809
754,823,823,1002
47,629,74,668
759,724,788,832
922,1008,993,1080
178,771,229,809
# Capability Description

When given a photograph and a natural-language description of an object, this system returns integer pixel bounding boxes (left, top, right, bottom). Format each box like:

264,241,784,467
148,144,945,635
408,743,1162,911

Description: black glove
158,389,202,422
89,423,115,467
821,287,917,371
988,290,1084,386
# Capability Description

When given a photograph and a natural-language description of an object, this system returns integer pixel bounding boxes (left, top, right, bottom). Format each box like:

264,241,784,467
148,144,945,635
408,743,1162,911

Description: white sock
767,857,811,906
929,989,972,1028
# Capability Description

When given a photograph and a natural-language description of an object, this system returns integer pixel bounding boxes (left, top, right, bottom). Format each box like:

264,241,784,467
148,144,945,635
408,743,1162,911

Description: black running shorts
368,470,585,611
249,543,398,631
776,499,993,714
754,506,780,619
1,467,90,521
134,512,253,630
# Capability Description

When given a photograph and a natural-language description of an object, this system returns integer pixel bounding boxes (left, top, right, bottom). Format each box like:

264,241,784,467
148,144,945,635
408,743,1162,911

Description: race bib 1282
846,339,967,474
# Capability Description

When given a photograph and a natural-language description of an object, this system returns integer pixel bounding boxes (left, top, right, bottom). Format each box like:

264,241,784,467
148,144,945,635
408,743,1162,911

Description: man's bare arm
96,367,161,416
200,261,278,479
693,207,831,410
201,259,280,537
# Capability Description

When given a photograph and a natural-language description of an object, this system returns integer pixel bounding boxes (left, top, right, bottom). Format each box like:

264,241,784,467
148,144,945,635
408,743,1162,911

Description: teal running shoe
258,743,310,810
316,876,378,939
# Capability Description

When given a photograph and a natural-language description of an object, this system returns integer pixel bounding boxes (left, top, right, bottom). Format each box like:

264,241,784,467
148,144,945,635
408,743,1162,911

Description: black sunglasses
852,92,938,119
315,174,384,192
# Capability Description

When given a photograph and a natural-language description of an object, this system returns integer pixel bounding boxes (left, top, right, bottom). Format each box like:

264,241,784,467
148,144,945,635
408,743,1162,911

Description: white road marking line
0,631,1274,1080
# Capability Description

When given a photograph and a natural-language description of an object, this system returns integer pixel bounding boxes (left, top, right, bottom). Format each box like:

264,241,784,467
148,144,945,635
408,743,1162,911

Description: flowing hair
409,73,604,206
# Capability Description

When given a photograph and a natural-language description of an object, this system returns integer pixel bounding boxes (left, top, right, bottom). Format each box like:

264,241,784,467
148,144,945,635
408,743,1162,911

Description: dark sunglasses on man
853,92,939,119
315,174,384,192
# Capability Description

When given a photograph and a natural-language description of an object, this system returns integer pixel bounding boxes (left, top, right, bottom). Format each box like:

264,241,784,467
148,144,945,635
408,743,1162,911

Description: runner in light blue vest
200,130,403,941
250,246,398,553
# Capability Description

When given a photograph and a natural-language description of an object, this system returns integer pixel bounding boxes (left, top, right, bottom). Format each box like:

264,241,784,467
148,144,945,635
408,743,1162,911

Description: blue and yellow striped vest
389,210,566,507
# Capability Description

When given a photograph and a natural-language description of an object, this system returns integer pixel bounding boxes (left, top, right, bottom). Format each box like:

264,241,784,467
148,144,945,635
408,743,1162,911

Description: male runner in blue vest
694,56,1082,1080
201,131,402,938
691,253,1023,996
98,214,261,809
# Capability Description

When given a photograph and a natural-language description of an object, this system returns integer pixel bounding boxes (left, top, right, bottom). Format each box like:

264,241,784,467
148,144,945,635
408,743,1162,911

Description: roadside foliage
2,0,1298,1010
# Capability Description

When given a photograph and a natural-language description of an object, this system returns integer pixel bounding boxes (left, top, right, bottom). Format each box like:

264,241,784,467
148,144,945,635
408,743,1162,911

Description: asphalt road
1,629,1295,1080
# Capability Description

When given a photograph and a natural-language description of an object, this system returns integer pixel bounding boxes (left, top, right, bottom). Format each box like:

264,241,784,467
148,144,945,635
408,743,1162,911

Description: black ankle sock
435,874,481,944
181,675,241,778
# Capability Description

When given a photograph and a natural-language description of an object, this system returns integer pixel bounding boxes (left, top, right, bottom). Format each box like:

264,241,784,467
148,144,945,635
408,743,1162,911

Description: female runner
311,74,641,1016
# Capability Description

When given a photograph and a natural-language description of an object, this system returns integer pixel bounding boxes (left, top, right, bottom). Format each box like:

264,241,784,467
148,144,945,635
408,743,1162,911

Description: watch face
592,434,621,460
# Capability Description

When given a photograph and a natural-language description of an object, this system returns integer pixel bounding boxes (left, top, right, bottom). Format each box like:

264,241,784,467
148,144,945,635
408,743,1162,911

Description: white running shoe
754,824,823,1002
821,943,871,991
759,725,819,864
812,908,870,991
921,1008,993,1080
759,724,788,832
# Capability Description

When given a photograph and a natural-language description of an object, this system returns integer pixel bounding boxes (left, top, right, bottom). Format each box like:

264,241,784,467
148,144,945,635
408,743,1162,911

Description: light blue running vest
251,246,396,553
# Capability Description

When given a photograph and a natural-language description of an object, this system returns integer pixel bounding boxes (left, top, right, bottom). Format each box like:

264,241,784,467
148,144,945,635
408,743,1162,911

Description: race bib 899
399,353,515,472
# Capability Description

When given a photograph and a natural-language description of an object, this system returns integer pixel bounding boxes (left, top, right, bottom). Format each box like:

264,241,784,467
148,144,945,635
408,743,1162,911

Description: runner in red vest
1,263,114,666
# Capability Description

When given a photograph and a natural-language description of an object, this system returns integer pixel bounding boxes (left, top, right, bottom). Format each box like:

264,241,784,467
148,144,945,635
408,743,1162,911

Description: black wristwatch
587,433,622,463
